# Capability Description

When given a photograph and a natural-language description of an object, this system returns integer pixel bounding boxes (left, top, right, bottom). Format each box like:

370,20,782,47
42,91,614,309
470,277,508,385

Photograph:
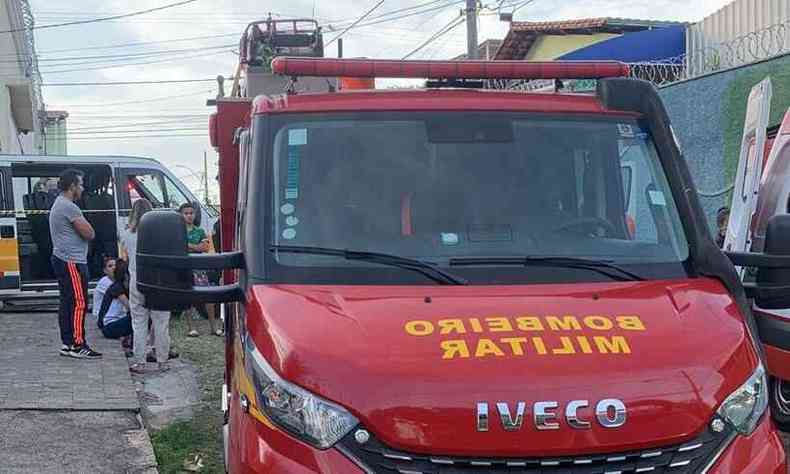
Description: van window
14,176,56,212
130,173,166,207
127,172,191,210
163,175,191,209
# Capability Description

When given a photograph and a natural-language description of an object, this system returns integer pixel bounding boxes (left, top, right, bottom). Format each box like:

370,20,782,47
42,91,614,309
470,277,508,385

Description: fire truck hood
246,279,757,456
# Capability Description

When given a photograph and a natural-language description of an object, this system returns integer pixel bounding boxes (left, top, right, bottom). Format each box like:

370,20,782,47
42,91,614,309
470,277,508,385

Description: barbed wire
686,18,790,78
489,18,790,90
17,0,42,133
628,18,790,86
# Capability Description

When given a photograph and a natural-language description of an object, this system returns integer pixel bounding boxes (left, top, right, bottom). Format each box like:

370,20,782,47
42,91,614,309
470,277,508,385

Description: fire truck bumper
230,408,786,474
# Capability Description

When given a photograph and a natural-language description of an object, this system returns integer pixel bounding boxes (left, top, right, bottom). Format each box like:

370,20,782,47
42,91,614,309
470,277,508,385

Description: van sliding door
11,164,117,286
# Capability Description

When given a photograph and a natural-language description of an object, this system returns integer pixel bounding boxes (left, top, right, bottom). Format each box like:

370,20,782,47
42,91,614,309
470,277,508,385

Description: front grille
338,425,732,474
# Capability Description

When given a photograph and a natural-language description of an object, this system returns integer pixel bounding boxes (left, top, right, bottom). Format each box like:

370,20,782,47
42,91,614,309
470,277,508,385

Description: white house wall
0,86,21,154
686,0,790,76
0,0,36,153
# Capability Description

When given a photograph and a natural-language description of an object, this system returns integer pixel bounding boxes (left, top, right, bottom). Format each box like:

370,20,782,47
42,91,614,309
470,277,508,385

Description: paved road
0,310,156,473
0,411,156,473
0,309,137,410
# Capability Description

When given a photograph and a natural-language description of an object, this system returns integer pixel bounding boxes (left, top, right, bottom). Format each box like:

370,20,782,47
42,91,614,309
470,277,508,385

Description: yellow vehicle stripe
0,239,20,272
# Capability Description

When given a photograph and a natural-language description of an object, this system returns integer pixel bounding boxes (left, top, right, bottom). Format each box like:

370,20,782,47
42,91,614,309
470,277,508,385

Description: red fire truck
135,58,790,473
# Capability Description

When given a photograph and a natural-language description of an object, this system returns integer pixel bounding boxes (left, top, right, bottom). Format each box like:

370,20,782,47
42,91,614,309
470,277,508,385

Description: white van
0,154,215,306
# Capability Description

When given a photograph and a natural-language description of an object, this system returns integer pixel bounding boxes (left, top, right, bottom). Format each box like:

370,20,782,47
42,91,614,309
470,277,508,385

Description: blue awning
558,25,685,63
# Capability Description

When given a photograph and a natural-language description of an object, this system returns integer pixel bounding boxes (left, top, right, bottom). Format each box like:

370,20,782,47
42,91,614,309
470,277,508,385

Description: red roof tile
494,17,682,61
510,18,609,33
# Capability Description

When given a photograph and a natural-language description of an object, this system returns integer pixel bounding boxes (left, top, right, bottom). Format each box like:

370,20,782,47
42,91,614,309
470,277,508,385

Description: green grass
150,313,226,474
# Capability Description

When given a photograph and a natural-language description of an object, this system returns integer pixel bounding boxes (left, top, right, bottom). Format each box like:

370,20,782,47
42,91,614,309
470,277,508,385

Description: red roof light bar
271,57,629,80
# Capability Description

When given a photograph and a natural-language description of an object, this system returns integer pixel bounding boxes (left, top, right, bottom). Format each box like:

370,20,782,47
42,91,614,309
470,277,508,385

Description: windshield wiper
448,256,645,282
270,245,468,285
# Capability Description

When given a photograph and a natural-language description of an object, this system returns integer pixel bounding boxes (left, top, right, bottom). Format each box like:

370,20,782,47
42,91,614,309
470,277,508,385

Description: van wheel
769,377,790,431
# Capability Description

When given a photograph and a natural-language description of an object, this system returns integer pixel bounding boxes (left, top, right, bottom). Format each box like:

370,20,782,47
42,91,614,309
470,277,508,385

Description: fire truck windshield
262,112,690,285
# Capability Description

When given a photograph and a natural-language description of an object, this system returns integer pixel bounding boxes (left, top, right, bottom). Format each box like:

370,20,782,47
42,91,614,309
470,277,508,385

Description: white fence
631,15,790,86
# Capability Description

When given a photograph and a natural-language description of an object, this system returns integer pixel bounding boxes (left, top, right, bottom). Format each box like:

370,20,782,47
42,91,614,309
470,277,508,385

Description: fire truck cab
136,59,790,473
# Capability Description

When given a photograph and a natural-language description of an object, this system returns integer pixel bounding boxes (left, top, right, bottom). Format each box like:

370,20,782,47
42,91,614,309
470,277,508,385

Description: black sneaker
69,345,103,359
59,344,70,357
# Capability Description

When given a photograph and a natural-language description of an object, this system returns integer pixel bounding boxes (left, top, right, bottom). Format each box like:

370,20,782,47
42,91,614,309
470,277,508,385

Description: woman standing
120,199,171,373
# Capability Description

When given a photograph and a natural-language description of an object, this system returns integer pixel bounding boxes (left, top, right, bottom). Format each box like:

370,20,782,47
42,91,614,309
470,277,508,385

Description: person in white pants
120,198,171,373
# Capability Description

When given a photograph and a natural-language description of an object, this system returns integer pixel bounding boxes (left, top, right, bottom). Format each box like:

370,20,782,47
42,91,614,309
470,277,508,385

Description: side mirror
137,210,244,311
757,214,790,309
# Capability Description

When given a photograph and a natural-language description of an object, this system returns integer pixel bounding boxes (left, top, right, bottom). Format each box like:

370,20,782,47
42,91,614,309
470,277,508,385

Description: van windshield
265,112,689,284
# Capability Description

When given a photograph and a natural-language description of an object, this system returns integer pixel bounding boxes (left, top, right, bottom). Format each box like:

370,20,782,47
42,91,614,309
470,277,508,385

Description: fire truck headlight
716,363,768,435
244,338,358,449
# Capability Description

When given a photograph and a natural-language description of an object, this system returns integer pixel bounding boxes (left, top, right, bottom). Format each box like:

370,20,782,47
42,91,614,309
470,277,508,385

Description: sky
29,0,735,198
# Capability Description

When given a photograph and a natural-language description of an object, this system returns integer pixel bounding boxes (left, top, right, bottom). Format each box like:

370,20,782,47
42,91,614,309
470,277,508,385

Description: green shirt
186,226,207,248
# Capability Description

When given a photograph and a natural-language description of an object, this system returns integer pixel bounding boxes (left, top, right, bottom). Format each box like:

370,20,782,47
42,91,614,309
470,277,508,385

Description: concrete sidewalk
0,310,157,473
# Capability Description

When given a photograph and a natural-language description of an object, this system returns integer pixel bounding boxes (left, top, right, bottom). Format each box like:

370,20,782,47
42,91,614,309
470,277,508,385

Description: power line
326,0,386,47
374,1,461,56
36,2,446,28
35,10,334,21
0,0,200,34
67,117,209,123
427,17,463,58
328,0,450,28
35,44,235,64
32,2,461,36
19,3,461,60
65,113,209,118
50,89,214,108
495,0,537,14
66,122,208,130
43,78,231,86
68,119,208,132
0,43,235,69
68,117,208,128
40,49,235,75
414,0,456,29
339,0,464,30
66,127,207,135
26,33,239,57
512,0,538,13
66,134,206,140
403,16,465,59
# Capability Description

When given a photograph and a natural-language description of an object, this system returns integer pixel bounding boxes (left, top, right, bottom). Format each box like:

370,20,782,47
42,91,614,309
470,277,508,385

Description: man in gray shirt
49,169,101,359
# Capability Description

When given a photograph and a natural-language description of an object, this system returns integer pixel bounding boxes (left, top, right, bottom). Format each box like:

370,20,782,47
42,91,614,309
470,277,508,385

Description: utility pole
465,0,479,59
338,38,343,58
203,150,210,205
